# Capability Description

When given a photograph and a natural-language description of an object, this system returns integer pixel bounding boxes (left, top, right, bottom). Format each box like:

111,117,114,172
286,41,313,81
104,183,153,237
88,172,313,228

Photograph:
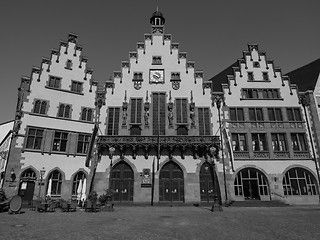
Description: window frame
81,107,94,122
231,133,247,151
268,108,283,121
291,133,308,152
77,134,90,154
229,108,244,121
198,107,211,135
70,81,83,94
33,99,48,115
52,131,69,152
107,107,120,135
271,133,287,152
176,98,188,124
48,76,61,89
251,133,268,151
57,103,72,119
25,127,44,150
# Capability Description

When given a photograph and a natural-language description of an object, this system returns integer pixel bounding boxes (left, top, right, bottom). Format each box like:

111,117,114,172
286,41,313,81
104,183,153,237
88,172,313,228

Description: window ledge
240,98,284,101
247,80,271,82
45,86,84,95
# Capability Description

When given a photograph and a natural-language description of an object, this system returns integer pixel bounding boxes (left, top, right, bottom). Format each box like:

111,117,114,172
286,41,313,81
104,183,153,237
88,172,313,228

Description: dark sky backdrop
0,0,319,123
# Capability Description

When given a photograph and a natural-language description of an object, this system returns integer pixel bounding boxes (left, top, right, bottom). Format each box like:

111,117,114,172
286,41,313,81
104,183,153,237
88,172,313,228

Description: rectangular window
262,72,269,81
268,108,283,121
52,131,69,152
58,104,71,118
252,133,267,151
48,76,61,89
198,108,210,135
176,98,188,124
25,128,44,150
107,107,120,135
291,133,307,151
71,81,83,93
33,99,48,115
242,88,280,99
231,133,247,151
271,133,287,151
130,98,143,124
287,108,302,121
249,108,263,121
77,134,90,154
248,72,254,81
81,108,94,122
229,108,244,121
152,92,166,135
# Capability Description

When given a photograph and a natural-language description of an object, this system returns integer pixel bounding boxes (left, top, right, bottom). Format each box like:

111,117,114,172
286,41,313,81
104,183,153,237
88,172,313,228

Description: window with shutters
268,108,283,121
48,76,61,89
81,107,94,122
198,108,211,135
71,81,83,93
25,127,44,150
130,98,143,124
249,108,263,121
229,108,244,121
152,92,166,135
77,134,90,154
107,107,120,135
291,133,307,152
58,104,71,118
176,98,188,124
287,108,302,121
33,99,48,115
52,131,69,152
271,133,287,151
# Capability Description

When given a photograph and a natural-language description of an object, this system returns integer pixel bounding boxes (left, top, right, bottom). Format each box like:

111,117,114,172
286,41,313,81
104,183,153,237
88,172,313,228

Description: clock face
149,70,164,84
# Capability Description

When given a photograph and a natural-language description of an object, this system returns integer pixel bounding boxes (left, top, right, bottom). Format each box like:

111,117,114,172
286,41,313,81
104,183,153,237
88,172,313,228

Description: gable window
58,104,71,118
25,127,44,150
77,134,90,154
249,108,263,121
262,72,269,81
252,133,267,151
231,133,247,151
247,72,254,81
65,59,73,70
176,98,188,124
243,89,280,99
81,108,93,122
33,99,48,115
48,76,61,89
152,56,162,65
253,62,260,68
271,133,287,151
268,108,283,121
71,81,83,93
230,108,244,121
130,98,143,124
198,107,211,135
107,107,120,135
291,133,307,152
287,108,302,121
52,131,69,152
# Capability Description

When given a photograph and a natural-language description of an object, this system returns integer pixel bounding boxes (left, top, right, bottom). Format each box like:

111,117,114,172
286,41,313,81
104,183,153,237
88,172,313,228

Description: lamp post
300,94,320,202
212,93,228,204
38,167,46,200
209,146,222,211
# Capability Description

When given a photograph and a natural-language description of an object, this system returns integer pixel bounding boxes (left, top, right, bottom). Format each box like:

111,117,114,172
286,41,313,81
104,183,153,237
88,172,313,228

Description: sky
0,0,319,124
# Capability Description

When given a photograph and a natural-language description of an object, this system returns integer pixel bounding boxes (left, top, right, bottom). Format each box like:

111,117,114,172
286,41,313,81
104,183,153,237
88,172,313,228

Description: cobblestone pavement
1,206,320,240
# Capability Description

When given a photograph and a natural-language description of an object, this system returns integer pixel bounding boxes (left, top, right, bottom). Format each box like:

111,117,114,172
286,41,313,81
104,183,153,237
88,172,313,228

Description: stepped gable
208,44,295,94
286,58,320,92
110,10,204,93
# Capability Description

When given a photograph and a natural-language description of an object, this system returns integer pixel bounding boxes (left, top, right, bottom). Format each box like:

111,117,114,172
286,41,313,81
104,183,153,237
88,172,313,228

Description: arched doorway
109,162,134,202
234,168,269,200
159,161,184,202
18,168,36,205
200,162,214,202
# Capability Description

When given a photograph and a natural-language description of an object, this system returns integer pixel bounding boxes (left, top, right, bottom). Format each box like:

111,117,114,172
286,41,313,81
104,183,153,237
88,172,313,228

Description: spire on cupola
150,7,165,35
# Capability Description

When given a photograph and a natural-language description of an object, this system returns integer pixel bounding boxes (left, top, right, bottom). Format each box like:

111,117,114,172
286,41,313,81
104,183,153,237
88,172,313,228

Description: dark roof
208,62,238,92
286,58,320,92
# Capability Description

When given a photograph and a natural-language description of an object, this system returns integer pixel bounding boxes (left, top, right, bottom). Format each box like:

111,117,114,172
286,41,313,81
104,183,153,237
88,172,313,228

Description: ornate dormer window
152,56,162,65
133,72,143,90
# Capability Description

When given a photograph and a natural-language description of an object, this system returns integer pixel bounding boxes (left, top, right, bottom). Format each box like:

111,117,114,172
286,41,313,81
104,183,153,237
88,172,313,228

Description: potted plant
98,189,114,212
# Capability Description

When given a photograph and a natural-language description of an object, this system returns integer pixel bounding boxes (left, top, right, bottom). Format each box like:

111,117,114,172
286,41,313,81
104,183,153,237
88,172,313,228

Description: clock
149,70,164,84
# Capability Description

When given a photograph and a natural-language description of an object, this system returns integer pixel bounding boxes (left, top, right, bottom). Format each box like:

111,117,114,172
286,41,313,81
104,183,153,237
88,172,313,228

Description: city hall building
2,11,320,206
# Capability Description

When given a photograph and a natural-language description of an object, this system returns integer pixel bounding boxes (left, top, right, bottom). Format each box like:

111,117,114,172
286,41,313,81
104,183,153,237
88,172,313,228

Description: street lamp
209,147,222,211
38,167,46,200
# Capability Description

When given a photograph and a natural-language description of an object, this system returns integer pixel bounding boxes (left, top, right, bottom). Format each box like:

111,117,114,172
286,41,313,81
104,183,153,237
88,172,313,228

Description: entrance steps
224,200,289,207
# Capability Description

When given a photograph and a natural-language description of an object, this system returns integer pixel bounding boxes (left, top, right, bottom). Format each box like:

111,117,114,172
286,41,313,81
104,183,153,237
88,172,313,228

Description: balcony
97,135,220,160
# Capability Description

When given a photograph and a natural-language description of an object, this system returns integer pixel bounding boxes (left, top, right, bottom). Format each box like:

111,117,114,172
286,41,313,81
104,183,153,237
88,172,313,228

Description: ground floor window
283,167,318,196
47,170,62,196
234,168,269,200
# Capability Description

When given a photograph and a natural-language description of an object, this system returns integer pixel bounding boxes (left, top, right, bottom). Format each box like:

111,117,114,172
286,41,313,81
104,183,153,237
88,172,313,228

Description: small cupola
150,8,165,26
